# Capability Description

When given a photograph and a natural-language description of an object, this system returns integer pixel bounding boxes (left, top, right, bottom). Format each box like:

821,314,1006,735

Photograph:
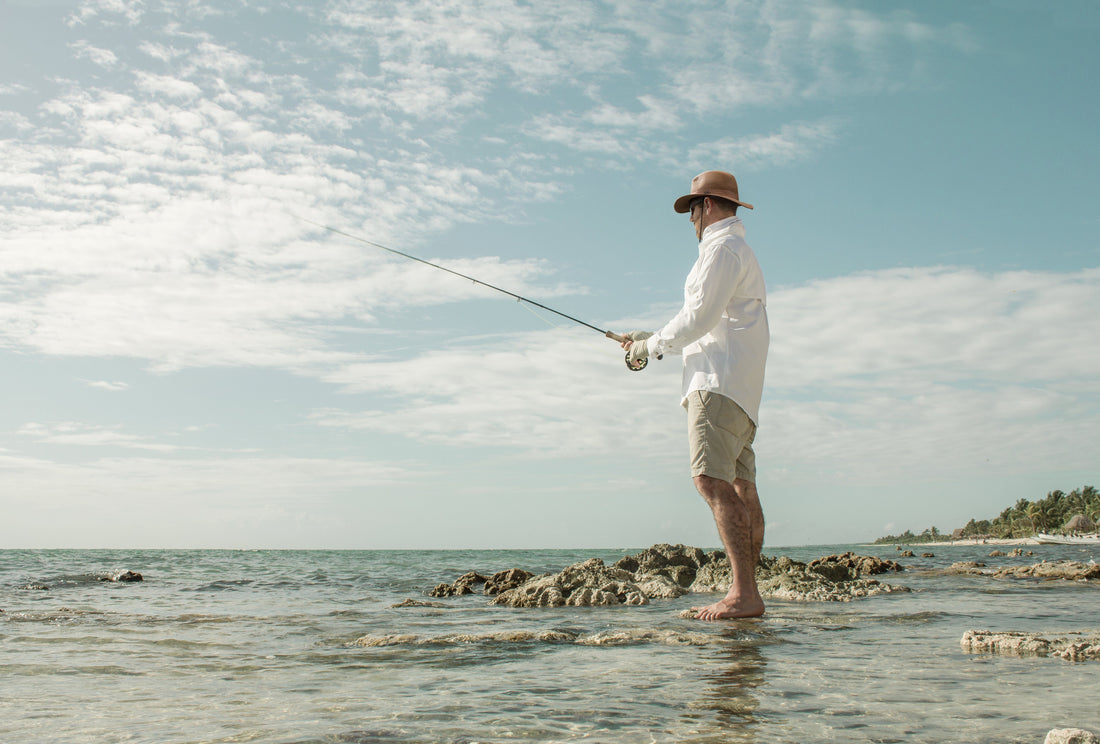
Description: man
621,170,769,620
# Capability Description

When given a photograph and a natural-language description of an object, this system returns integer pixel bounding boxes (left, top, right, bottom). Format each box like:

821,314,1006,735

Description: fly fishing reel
626,354,648,371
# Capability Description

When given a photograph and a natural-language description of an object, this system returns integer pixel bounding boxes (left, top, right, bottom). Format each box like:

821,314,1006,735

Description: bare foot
690,597,765,621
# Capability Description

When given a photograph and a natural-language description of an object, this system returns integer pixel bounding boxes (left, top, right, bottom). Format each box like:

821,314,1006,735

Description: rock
484,568,533,595
429,571,488,597
899,550,915,557
614,543,707,587
808,552,904,576
565,587,621,606
491,559,652,608
390,599,447,608
946,561,987,575
807,561,858,583
996,561,1100,581
961,630,1052,656
633,573,688,599
921,552,935,558
491,574,565,608
753,554,909,602
1045,728,1099,744
759,570,909,602
961,630,1100,661
100,571,142,582
689,555,732,593
21,583,50,591
951,560,1100,581
989,550,1006,557
444,545,911,608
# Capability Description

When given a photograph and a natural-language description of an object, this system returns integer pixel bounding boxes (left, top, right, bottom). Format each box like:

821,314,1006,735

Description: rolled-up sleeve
649,244,740,358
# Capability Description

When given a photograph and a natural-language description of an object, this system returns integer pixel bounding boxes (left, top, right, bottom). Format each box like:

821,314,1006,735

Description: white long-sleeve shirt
645,216,769,424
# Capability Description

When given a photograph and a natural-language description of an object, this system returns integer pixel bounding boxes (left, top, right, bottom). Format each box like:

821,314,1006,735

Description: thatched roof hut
1064,514,1096,533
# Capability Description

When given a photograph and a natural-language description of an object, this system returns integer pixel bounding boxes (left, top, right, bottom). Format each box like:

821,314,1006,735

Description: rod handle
605,330,662,369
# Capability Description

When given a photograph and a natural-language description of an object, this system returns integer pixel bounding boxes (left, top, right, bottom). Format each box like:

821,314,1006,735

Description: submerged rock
351,627,718,648
100,571,143,582
961,630,1100,661
389,599,447,609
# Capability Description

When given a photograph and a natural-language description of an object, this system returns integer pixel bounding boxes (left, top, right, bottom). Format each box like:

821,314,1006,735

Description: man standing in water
621,170,769,620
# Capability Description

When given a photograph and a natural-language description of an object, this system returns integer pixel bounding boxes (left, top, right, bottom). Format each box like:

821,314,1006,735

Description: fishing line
297,216,658,371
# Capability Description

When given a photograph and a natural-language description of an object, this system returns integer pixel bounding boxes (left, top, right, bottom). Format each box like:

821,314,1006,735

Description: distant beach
923,536,1040,546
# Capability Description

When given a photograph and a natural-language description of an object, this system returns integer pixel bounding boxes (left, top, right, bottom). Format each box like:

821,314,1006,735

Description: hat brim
673,192,754,213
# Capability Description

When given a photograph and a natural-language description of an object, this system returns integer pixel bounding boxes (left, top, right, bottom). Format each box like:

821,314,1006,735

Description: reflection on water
681,628,769,743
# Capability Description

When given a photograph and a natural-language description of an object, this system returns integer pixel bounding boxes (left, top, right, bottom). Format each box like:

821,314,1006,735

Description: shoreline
924,537,1040,546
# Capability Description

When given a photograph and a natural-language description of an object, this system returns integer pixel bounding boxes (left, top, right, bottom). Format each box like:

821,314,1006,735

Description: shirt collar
700,215,744,243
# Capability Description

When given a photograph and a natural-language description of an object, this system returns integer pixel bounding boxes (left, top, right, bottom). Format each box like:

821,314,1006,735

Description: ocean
2,544,1097,744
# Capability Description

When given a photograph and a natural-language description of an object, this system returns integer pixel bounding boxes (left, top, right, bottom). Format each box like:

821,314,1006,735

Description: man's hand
620,331,652,367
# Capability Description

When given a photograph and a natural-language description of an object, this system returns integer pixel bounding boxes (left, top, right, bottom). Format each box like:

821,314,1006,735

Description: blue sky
1,0,1097,549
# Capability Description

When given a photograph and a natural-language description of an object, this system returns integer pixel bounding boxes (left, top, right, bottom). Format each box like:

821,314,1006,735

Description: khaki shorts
687,391,757,484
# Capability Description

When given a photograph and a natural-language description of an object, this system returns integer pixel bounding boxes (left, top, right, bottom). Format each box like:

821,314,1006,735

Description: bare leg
734,478,765,564
691,475,765,620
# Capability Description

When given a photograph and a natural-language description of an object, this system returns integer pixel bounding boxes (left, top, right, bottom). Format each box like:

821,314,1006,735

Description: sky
1,0,1097,550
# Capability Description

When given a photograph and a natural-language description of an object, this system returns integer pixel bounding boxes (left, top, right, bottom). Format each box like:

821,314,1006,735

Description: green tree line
874,485,1099,544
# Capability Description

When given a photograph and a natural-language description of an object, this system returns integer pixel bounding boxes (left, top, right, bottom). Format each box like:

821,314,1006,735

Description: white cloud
18,421,186,452
691,120,842,172
134,71,202,99
762,267,1100,483
86,380,129,391
313,328,685,460
70,40,120,68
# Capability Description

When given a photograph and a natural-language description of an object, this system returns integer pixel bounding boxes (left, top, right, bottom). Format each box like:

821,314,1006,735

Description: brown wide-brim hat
673,170,754,213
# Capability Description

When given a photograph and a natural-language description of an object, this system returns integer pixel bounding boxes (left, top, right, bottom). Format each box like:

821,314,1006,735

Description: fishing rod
298,217,659,371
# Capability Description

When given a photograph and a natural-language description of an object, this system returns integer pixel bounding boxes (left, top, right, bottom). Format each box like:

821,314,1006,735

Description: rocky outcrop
961,630,1100,661
947,560,1100,581
429,545,911,608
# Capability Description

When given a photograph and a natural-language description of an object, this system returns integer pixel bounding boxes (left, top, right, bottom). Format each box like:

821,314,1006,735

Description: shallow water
1,544,1097,743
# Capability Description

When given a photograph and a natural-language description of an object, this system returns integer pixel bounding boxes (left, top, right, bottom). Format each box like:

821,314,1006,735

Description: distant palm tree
1027,502,1051,534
